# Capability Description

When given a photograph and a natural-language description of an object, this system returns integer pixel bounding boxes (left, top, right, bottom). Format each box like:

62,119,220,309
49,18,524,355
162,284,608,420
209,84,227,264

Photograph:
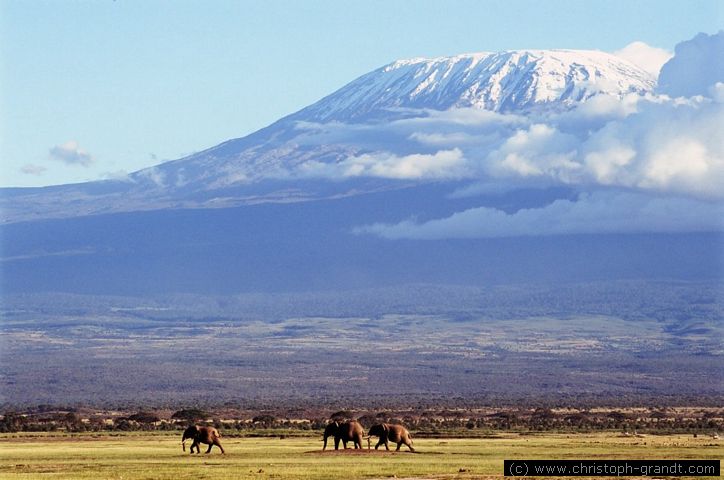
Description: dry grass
0,432,721,479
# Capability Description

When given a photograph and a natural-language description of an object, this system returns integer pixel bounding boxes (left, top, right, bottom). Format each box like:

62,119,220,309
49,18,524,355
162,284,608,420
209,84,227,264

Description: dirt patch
368,477,498,480
304,449,411,456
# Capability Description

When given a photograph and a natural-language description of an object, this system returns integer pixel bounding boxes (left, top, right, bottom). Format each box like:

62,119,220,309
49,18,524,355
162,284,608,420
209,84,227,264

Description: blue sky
1,0,722,187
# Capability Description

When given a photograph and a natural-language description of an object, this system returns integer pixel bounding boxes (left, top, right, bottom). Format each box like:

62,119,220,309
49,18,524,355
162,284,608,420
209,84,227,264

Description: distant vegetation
1,406,722,435
2,280,722,407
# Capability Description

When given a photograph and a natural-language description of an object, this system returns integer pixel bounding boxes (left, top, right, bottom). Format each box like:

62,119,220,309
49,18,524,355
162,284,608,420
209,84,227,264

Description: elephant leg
334,437,340,450
384,439,390,451
214,439,225,454
396,442,401,451
205,442,213,454
190,441,199,454
342,439,348,449
375,439,384,450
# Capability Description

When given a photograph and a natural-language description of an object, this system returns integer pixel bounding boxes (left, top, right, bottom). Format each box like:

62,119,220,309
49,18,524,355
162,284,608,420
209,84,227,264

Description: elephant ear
383,423,389,435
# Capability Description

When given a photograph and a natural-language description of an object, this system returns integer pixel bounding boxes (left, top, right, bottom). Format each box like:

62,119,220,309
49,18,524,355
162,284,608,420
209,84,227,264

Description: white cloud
566,92,643,119
297,148,467,180
613,41,672,77
133,166,166,186
711,82,724,103
583,146,636,185
20,164,47,176
355,191,724,239
409,131,476,146
398,107,525,127
487,123,580,180
99,170,131,181
49,140,94,167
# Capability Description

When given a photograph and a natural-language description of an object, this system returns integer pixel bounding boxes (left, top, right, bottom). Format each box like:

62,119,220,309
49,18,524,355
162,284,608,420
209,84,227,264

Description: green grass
0,432,720,479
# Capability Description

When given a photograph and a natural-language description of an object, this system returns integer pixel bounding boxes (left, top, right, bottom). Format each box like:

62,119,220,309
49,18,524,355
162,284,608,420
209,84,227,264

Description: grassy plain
0,432,720,480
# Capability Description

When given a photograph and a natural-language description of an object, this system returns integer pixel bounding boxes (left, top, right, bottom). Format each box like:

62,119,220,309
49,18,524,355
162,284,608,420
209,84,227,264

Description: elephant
181,425,225,454
367,423,415,452
322,420,365,450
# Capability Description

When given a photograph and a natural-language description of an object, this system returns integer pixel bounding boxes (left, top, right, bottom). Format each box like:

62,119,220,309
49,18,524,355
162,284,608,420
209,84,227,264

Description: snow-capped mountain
2,48,656,222
295,49,655,121
125,50,655,191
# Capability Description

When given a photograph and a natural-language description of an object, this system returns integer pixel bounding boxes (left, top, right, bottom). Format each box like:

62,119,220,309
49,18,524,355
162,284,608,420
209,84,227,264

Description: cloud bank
354,191,723,239
290,92,723,201
658,31,724,98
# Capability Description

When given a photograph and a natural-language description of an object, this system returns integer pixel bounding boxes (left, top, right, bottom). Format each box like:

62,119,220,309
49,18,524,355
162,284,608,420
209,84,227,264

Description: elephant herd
323,420,415,452
181,420,414,455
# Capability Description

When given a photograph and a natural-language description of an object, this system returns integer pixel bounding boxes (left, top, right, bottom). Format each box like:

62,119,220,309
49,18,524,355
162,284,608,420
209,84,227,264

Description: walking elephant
181,425,225,454
322,420,365,450
368,423,415,452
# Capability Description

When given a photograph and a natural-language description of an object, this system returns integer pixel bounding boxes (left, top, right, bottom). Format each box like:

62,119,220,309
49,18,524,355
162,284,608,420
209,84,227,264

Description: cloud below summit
290,93,724,202
354,191,724,239
296,148,467,180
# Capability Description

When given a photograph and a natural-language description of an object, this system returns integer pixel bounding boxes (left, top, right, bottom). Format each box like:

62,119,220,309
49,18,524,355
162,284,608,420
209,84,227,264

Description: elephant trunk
181,430,194,452
367,436,371,450
181,428,195,452
322,433,329,451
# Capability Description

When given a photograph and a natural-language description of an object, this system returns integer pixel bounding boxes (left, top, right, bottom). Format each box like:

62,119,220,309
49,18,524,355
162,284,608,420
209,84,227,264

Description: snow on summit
128,48,659,190
299,49,655,121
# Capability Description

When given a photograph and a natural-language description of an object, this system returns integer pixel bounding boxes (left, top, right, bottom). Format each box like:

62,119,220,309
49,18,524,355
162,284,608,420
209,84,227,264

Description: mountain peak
297,49,655,122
